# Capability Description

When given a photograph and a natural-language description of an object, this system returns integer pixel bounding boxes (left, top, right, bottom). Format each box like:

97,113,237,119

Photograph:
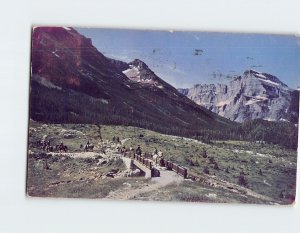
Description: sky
77,28,300,89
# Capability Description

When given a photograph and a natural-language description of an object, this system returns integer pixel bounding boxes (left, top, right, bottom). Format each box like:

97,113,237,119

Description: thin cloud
105,53,132,62
105,49,142,62
194,35,200,41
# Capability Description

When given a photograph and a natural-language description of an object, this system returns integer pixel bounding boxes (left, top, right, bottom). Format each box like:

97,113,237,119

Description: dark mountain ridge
30,27,235,139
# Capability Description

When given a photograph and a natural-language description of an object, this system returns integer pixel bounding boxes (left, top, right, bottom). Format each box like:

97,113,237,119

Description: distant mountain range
178,70,299,123
30,27,234,139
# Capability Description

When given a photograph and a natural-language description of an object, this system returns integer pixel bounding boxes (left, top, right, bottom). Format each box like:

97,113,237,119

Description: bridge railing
135,154,153,169
123,151,153,169
161,158,187,179
122,150,187,179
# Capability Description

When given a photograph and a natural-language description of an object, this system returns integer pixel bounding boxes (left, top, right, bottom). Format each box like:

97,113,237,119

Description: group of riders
120,145,164,166
38,140,67,152
38,137,164,165
38,138,95,153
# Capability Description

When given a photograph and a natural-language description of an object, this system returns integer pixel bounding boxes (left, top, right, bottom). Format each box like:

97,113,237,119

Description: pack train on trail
36,140,68,152
35,138,189,179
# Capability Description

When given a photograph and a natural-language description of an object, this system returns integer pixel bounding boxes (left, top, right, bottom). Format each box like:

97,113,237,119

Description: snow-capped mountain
178,70,299,123
122,59,164,89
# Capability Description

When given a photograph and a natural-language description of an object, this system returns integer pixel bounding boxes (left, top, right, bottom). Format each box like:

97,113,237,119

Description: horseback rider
56,141,66,152
136,145,142,156
60,141,64,151
158,150,163,158
156,150,163,166
152,148,158,165
42,140,47,151
85,141,90,151
84,140,94,152
121,146,126,153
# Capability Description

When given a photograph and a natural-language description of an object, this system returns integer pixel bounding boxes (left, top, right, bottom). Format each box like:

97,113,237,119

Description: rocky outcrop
179,70,299,123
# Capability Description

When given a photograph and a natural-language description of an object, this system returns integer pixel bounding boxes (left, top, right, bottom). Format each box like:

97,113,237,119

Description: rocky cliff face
179,70,299,123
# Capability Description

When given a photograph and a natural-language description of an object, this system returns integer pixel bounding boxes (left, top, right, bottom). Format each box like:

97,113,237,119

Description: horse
36,140,43,148
120,146,127,154
84,144,94,152
56,144,68,152
46,145,54,152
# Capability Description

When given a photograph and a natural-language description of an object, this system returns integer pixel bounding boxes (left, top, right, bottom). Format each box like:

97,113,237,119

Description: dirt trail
48,151,100,158
48,142,121,159
104,170,184,200
196,173,277,203
46,139,277,203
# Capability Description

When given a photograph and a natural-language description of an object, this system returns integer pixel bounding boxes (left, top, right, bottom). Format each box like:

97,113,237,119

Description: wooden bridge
122,151,188,179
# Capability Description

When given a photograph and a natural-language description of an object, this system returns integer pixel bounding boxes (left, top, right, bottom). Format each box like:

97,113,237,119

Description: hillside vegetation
27,122,297,204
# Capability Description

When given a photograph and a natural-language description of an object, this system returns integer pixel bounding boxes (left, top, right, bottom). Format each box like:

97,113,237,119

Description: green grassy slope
27,122,297,204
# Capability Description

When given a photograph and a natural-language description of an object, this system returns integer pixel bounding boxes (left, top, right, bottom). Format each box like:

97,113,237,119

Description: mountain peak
122,59,163,87
244,69,288,87
128,59,149,70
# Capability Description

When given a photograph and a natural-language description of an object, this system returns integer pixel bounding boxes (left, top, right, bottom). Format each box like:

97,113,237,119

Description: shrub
203,166,210,174
189,159,194,166
113,158,124,167
208,156,215,164
193,159,199,166
35,152,51,160
84,158,96,164
213,162,220,170
238,174,247,187
268,159,273,163
201,148,207,158
43,159,50,170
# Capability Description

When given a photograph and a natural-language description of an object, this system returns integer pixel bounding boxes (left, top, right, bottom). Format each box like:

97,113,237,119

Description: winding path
104,170,184,200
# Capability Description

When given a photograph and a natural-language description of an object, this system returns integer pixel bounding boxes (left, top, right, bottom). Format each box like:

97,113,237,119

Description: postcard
27,26,299,204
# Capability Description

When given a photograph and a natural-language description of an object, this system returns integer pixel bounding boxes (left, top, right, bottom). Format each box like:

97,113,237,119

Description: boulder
130,169,141,177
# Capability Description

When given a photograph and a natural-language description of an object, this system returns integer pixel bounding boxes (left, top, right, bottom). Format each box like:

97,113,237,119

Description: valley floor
27,121,297,204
